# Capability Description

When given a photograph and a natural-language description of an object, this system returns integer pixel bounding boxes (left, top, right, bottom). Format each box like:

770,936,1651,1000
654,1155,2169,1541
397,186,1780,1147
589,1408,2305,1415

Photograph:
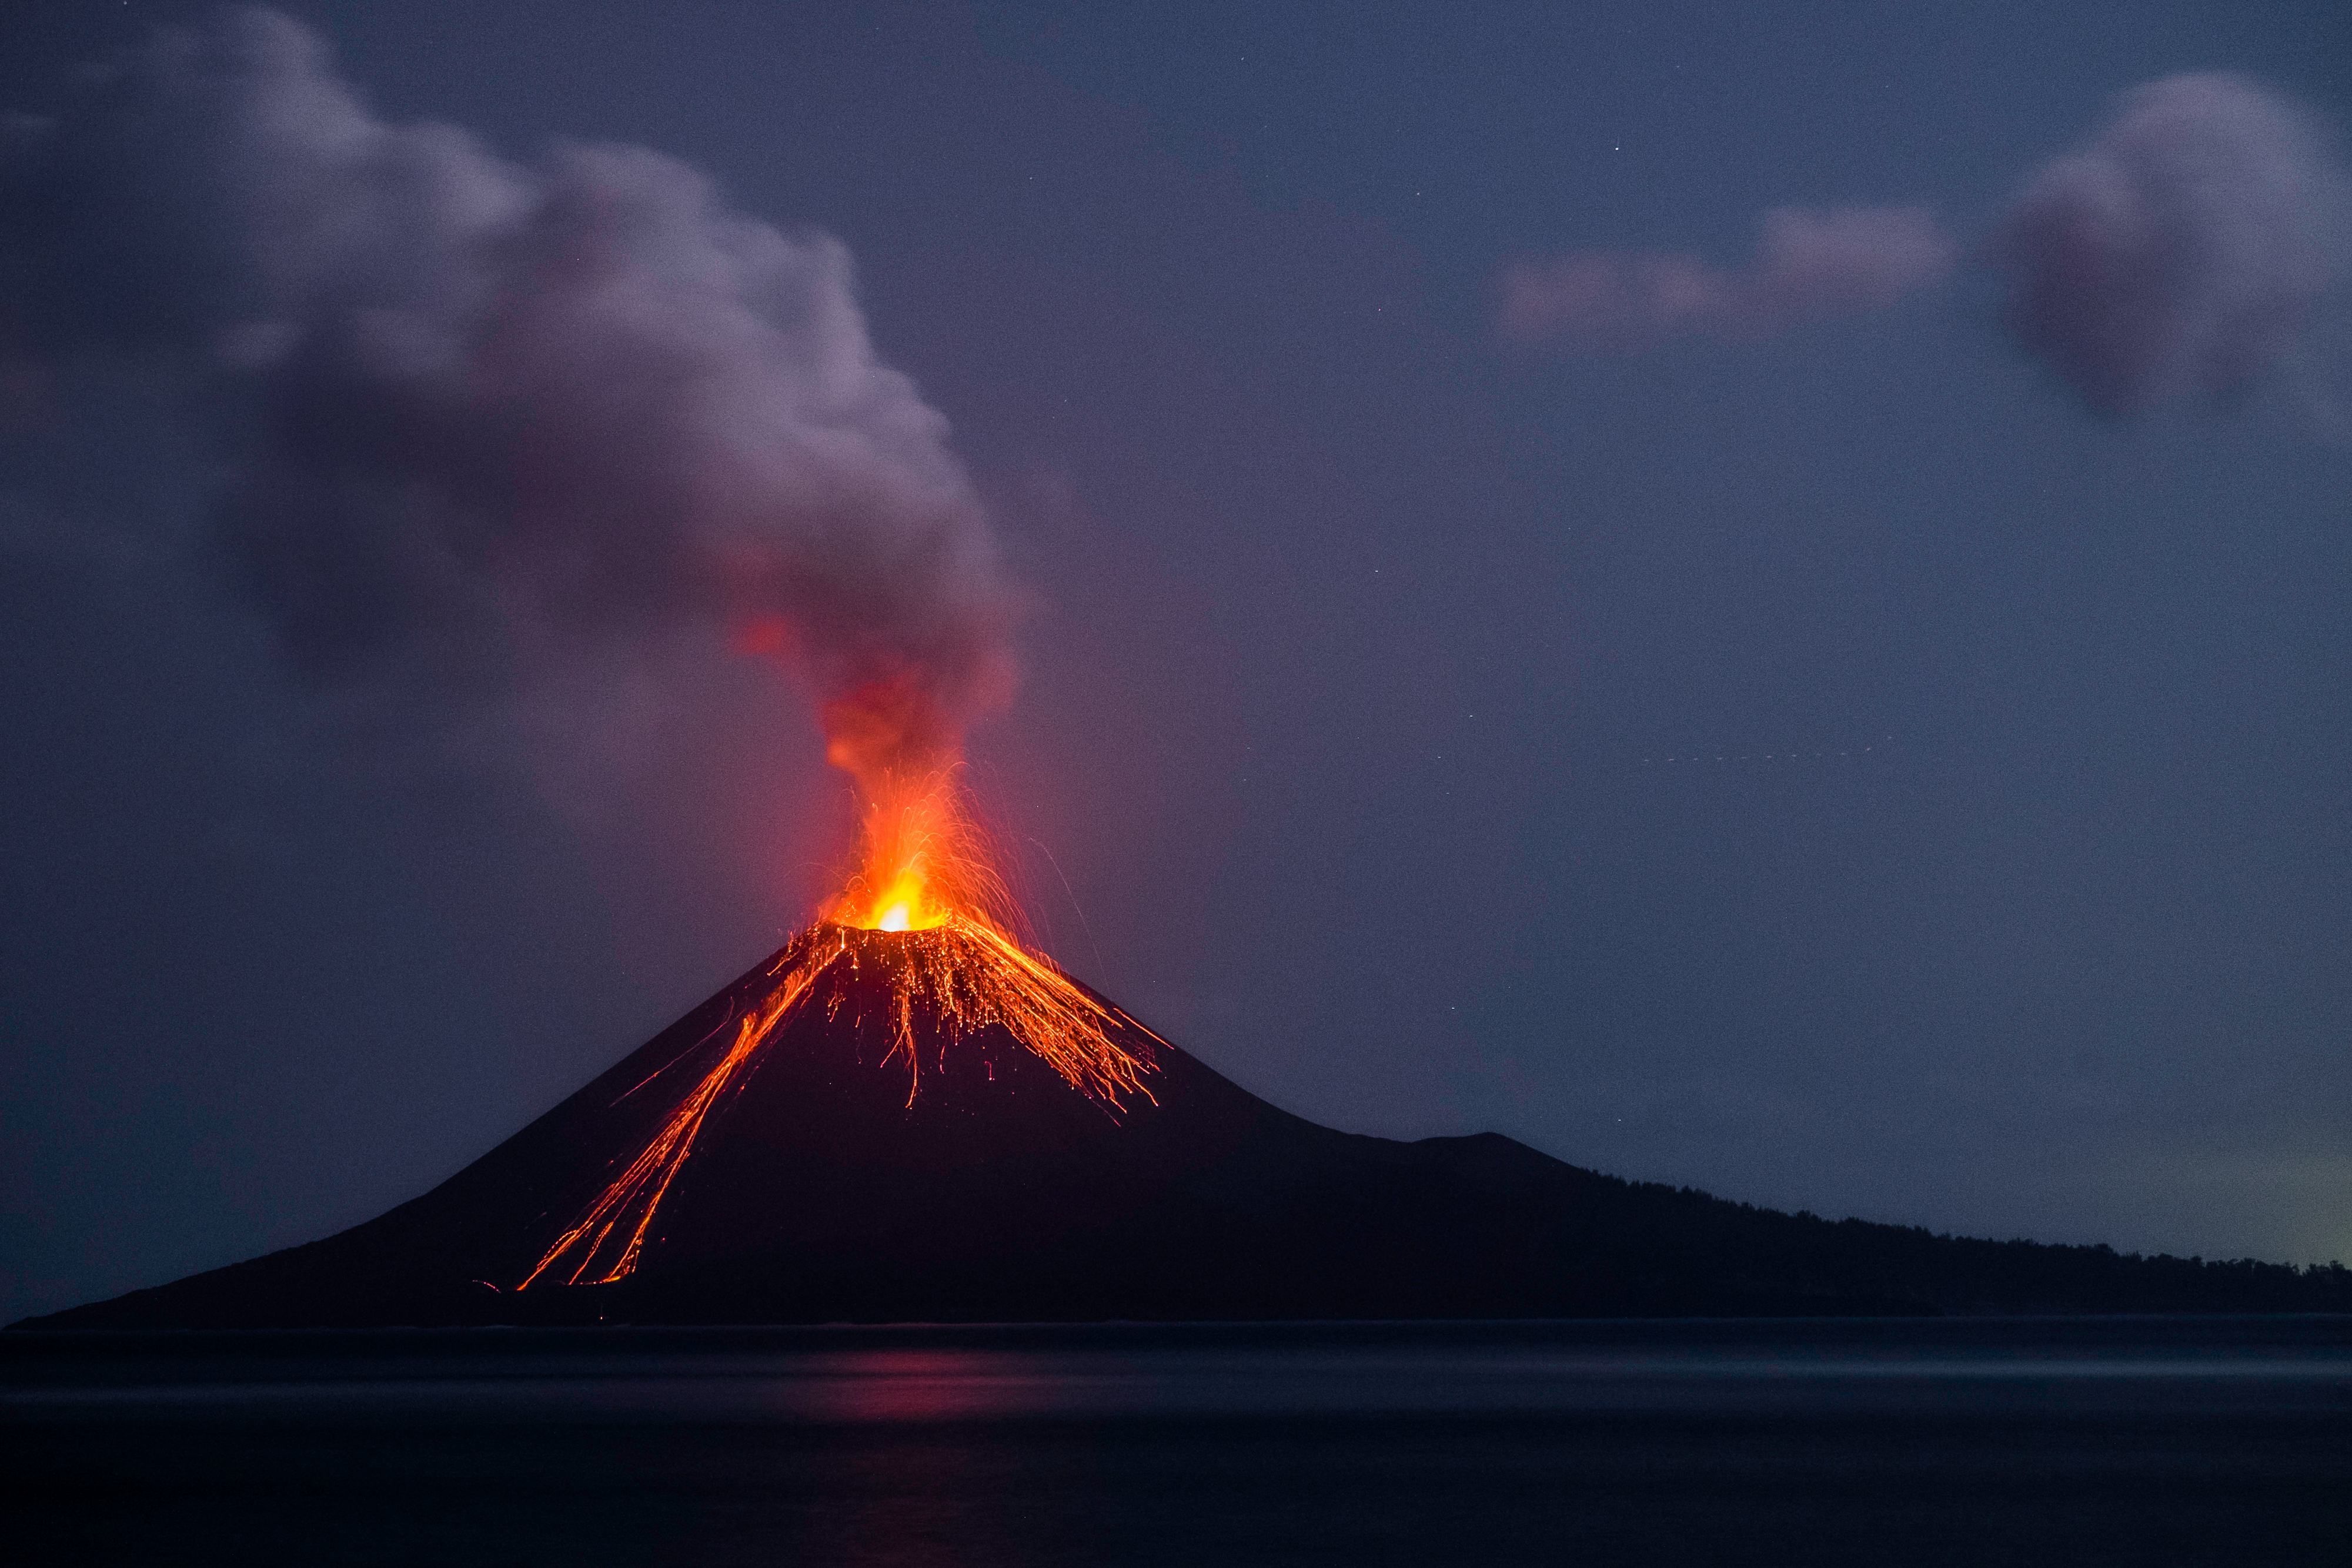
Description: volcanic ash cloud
0,8,1016,784
1498,205,1956,352
1991,73,2350,414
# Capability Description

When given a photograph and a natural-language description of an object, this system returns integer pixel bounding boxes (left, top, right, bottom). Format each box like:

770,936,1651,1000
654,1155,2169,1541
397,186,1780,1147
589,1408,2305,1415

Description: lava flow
519,756,1161,1290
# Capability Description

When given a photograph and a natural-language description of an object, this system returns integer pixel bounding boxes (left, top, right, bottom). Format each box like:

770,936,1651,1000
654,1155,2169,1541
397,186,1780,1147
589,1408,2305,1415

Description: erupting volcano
18,11,2352,1336
520,711,1162,1292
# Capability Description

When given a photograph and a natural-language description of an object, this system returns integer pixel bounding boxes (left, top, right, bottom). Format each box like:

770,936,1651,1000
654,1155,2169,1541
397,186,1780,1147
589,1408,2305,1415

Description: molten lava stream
520,780,1159,1289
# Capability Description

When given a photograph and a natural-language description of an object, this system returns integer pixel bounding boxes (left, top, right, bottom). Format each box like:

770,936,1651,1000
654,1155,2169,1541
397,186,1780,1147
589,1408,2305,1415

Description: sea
5,1316,2346,1566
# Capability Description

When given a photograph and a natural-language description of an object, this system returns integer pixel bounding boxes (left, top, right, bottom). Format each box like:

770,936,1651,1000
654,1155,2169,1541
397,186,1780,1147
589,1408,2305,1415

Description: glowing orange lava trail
520,941,843,1288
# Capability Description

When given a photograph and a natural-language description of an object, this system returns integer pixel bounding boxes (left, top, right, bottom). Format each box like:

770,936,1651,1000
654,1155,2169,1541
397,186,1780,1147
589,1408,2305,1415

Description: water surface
8,1316,2347,1565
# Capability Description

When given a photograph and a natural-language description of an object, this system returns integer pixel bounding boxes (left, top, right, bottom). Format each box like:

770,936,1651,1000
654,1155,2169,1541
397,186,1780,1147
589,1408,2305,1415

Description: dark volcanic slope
19,928,2350,1328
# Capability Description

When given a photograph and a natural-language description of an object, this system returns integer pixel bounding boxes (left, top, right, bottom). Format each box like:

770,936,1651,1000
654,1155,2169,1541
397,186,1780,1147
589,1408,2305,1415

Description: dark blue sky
4,1,2348,1321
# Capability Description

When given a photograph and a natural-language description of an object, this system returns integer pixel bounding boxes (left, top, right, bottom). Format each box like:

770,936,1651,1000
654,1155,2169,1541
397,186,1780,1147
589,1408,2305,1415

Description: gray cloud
0,8,1017,779
1991,73,2348,413
1498,205,1955,352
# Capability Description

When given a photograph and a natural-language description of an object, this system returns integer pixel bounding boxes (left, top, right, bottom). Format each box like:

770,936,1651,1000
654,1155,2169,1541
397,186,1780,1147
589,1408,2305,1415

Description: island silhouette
15,927,2347,1329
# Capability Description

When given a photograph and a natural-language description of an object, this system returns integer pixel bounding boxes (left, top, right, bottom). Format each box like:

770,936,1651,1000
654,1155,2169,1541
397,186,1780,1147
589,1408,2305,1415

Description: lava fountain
520,681,1160,1289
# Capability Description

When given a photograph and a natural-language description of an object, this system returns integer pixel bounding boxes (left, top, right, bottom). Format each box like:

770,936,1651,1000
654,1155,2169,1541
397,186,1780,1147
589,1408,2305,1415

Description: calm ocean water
6,1316,2347,1566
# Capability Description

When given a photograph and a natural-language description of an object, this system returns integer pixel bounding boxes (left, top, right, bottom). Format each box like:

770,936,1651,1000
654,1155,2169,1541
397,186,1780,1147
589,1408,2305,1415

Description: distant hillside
1518,1176,2350,1316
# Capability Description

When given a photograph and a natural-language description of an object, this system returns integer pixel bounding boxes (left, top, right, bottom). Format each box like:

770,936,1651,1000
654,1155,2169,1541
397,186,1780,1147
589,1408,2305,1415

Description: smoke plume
1498,205,1955,352
0,8,1017,790
1990,73,2347,413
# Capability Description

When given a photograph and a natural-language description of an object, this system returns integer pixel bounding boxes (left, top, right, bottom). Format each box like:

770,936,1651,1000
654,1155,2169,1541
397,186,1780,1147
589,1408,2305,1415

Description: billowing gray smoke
1,8,1017,776
1991,73,2348,413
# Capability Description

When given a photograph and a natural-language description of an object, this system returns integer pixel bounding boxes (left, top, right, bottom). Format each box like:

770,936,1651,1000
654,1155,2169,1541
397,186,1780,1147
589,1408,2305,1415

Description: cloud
0,8,1018,780
1990,73,2348,413
1498,205,1955,352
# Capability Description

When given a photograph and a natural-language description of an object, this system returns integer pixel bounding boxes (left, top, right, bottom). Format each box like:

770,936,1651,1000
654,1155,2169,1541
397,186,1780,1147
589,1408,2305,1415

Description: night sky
5,1,2349,1323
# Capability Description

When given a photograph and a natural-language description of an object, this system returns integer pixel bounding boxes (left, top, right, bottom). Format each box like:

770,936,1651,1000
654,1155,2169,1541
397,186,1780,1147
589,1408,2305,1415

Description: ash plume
1498,205,1955,352
1990,73,2349,416
0,8,1017,784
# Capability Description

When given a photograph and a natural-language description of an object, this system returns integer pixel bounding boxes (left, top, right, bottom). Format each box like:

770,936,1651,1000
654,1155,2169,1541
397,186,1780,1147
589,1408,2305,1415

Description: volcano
27,923,1722,1328
21,921,2352,1328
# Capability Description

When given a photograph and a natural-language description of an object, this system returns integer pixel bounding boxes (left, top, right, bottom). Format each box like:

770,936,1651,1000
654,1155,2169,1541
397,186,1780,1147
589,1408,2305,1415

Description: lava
519,764,1160,1289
